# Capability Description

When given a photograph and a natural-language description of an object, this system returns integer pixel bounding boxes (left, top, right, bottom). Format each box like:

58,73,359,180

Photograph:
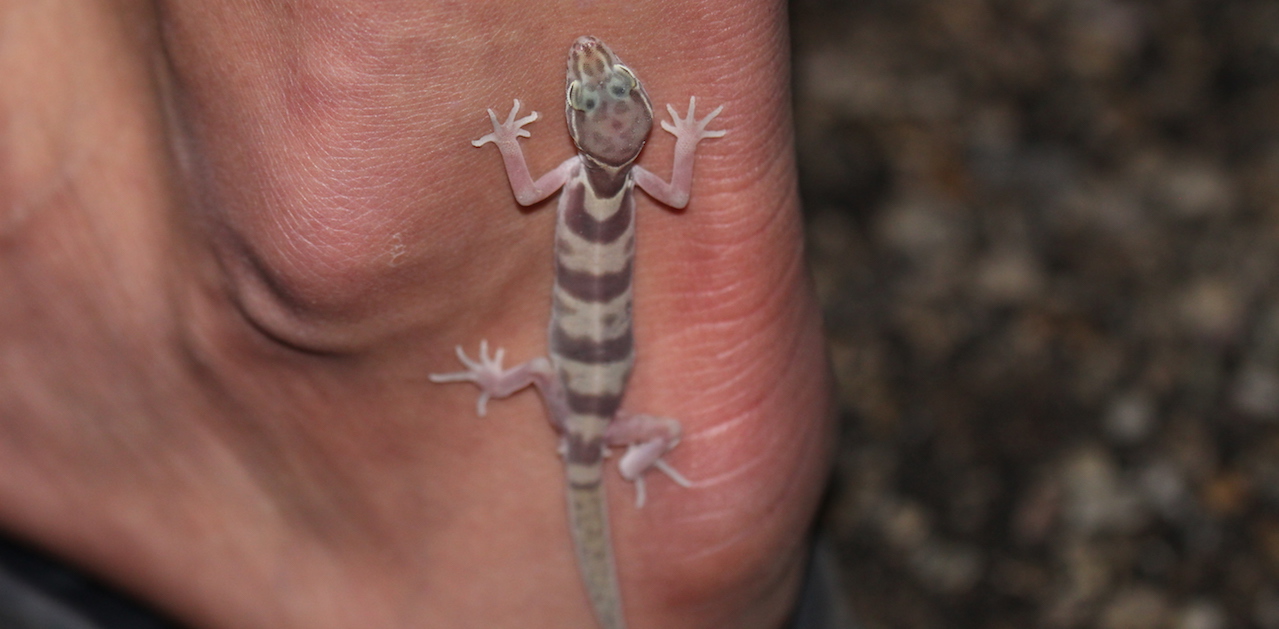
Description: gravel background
792,1,1279,628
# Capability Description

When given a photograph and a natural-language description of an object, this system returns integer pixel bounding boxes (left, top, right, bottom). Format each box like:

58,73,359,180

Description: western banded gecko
429,36,725,629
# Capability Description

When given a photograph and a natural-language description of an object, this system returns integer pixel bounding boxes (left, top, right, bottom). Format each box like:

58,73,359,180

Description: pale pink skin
0,3,832,629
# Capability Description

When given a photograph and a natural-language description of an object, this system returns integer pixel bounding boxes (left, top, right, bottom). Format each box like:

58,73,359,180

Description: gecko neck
581,155,634,198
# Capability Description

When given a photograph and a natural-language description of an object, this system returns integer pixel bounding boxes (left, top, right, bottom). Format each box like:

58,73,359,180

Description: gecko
429,36,725,629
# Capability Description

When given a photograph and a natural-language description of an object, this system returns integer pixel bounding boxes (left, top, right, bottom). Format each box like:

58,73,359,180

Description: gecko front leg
632,96,726,209
473,100,579,206
429,340,554,417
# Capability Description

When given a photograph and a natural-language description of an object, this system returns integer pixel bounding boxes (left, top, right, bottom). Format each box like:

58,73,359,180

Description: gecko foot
471,99,540,149
429,340,551,417
659,96,727,145
606,413,692,508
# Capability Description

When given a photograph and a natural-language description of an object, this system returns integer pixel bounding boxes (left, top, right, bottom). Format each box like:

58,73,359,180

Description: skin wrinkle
656,248,807,382
636,203,798,316
664,214,803,324
175,13,481,326
686,116,793,211
250,178,418,274
665,232,798,309
632,340,786,432
277,5,402,114
679,512,774,562
679,445,770,494
682,545,806,629
641,141,795,269
665,464,815,623
679,393,827,562
195,369,343,537
662,305,816,494
648,281,819,480
1,134,90,238
224,131,430,334
169,316,291,521
690,348,810,459
716,230,807,323
1,8,109,236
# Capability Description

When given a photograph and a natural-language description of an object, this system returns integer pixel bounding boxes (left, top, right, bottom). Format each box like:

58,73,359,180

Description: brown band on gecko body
564,388,626,418
565,432,605,465
552,325,633,364
564,185,633,243
555,234,635,264
555,257,633,303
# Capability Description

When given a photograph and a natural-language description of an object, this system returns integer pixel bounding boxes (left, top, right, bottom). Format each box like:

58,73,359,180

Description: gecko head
565,36,653,169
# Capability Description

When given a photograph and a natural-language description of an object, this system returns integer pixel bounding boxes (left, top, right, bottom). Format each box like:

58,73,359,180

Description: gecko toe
655,459,693,487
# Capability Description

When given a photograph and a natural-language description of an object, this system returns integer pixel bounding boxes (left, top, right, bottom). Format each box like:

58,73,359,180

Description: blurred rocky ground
792,1,1279,627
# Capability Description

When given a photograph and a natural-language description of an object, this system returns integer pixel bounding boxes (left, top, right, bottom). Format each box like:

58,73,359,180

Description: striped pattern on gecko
429,36,725,629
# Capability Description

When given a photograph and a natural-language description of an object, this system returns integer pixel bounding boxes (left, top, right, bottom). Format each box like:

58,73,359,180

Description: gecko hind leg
605,412,692,508
429,340,553,417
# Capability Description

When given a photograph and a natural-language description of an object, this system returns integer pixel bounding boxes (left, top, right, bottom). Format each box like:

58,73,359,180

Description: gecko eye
567,81,598,111
567,81,583,110
606,66,638,99
615,65,637,89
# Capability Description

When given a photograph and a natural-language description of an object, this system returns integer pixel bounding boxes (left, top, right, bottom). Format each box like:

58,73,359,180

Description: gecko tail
567,476,627,629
